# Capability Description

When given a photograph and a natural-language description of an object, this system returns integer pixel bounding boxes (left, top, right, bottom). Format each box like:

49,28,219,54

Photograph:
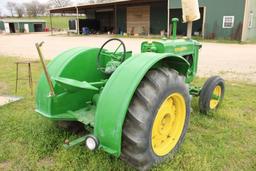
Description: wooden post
167,0,170,37
202,6,206,39
114,4,117,34
187,21,193,39
76,6,80,35
241,0,249,41
50,13,53,36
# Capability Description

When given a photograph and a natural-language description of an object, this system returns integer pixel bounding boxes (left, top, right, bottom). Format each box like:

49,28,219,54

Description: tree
24,1,47,17
48,0,72,8
37,3,47,15
14,4,25,17
6,1,16,17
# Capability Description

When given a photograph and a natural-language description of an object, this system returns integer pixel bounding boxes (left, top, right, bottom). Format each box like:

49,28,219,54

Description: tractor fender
94,52,190,156
36,47,104,119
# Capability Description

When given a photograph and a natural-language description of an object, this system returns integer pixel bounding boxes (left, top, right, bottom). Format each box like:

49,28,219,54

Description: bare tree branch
48,0,72,8
6,1,16,17
14,4,25,18
24,0,47,17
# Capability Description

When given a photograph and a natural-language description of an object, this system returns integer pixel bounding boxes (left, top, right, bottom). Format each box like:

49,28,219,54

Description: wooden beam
76,7,80,35
167,0,170,37
49,0,166,14
114,4,117,34
202,6,206,39
241,0,249,41
187,22,193,39
50,13,53,35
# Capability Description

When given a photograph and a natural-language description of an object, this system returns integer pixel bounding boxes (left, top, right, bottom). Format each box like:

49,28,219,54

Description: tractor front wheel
199,76,225,114
121,67,190,170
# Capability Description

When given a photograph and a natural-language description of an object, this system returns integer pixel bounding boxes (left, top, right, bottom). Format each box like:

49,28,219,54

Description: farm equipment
35,0,225,170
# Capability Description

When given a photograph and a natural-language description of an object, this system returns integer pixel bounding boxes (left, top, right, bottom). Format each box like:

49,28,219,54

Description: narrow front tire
199,76,225,114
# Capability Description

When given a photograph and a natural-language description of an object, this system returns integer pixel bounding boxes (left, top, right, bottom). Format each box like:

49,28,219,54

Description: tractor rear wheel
121,67,190,170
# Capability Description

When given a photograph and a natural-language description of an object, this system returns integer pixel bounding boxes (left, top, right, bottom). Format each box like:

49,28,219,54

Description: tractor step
53,77,99,92
36,105,95,126
67,106,95,126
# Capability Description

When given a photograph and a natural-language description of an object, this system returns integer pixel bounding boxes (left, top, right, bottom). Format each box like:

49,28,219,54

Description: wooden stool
15,60,38,95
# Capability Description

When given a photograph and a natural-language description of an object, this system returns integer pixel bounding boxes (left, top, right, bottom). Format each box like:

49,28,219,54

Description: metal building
0,19,46,33
170,0,256,41
49,0,256,41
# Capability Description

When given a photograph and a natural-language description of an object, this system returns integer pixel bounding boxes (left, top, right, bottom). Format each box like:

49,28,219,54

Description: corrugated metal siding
0,21,46,32
169,0,245,39
19,23,25,32
29,23,35,32
150,2,167,34
0,21,4,30
117,6,127,34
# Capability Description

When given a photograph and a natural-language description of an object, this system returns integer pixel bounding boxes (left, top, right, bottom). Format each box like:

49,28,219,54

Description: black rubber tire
121,67,190,170
199,76,225,114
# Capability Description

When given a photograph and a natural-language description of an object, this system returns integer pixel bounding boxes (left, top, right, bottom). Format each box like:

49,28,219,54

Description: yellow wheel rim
151,93,186,156
210,85,222,109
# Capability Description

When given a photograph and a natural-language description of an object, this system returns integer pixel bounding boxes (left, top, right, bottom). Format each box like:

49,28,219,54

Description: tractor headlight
85,135,99,151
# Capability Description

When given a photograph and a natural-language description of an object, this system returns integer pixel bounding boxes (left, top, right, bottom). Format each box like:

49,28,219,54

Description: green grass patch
0,56,256,170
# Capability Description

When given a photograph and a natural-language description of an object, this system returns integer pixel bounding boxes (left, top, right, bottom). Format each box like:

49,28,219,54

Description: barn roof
49,0,165,13
0,19,46,23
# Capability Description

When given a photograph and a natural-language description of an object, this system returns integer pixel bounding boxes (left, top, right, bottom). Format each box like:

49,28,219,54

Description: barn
49,0,256,41
0,19,46,33
50,0,167,35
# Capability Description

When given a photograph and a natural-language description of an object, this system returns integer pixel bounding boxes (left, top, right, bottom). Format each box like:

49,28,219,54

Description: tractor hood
141,39,201,56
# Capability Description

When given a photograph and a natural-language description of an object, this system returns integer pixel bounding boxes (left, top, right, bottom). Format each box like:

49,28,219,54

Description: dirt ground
0,32,256,83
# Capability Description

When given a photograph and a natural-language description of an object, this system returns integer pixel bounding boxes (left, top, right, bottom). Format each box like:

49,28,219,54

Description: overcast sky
0,0,88,15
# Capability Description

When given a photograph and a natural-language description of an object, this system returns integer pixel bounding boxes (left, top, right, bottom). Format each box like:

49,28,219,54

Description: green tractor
35,2,225,170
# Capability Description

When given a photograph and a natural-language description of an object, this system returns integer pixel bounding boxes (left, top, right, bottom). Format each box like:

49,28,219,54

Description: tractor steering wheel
97,38,126,74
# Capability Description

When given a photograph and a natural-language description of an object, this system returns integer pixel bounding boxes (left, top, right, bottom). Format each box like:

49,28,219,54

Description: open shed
49,0,167,35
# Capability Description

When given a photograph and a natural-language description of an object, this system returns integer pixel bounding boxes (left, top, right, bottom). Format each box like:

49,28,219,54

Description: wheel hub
210,85,222,109
152,93,186,156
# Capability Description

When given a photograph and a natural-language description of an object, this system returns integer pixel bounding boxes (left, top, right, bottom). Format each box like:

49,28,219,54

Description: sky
0,0,88,16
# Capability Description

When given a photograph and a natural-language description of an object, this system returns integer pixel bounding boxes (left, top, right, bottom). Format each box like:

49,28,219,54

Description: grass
0,56,256,170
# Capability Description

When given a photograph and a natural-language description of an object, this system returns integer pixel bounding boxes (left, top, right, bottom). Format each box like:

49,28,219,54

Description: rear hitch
64,135,99,151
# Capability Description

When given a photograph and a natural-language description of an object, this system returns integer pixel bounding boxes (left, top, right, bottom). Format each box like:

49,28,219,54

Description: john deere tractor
35,0,225,170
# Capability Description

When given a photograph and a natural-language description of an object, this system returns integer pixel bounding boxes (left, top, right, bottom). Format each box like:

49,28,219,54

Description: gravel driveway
0,33,256,83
